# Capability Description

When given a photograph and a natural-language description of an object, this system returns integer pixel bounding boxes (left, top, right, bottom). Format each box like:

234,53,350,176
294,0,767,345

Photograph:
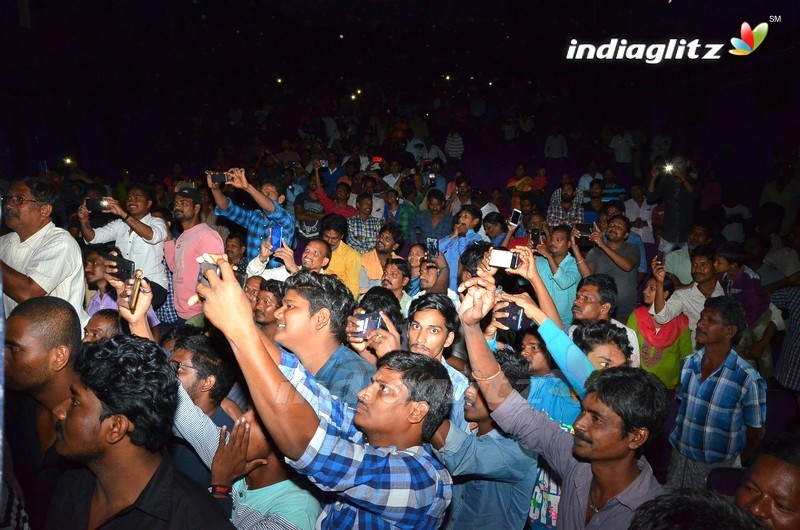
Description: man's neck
294,338,341,375
16,220,50,242
89,450,162,523
589,456,642,510
180,219,201,232
376,250,393,267
476,419,496,436
552,252,567,265
606,238,625,250
696,278,718,297
134,211,150,221
702,342,731,367
390,289,403,302
358,213,370,220
261,321,279,342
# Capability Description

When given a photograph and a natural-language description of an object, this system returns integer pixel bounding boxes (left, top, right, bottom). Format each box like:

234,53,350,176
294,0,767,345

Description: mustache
574,432,592,444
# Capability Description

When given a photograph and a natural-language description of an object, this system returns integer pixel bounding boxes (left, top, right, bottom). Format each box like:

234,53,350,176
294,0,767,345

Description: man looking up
208,168,296,264
440,205,485,292
165,187,225,324
273,271,375,407
457,271,668,529
667,297,766,490
1,178,88,326
360,224,404,294
198,261,454,528
320,214,362,297
4,297,82,528
47,334,234,529
78,184,169,308
735,434,800,530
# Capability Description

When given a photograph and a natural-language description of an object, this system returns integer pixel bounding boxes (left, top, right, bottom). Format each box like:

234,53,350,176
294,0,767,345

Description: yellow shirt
327,242,362,298
360,251,400,294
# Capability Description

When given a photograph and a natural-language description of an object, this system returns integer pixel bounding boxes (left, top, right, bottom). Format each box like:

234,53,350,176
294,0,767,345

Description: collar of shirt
16,221,56,247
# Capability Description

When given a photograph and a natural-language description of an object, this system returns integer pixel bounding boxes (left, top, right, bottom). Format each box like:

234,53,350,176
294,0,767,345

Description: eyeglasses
6,195,39,207
169,360,198,372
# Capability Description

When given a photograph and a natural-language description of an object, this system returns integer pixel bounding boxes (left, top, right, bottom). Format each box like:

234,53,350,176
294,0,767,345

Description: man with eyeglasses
0,178,88,326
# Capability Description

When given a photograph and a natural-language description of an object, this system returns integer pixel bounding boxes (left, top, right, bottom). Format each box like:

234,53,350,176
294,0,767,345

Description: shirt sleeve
551,258,581,290
145,216,168,245
215,197,256,227
86,219,122,244
742,373,767,429
26,233,83,294
538,319,594,398
490,389,578,481
172,385,222,467
653,291,686,325
436,426,534,482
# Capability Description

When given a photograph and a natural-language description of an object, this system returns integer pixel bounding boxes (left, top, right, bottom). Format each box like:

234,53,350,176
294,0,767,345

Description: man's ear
41,203,53,219
407,401,429,427
105,415,132,445
321,257,330,269
198,374,217,395
146,200,154,211
313,307,331,332
50,345,71,372
627,427,649,451
444,331,455,349
402,277,410,288
725,325,738,342
599,302,611,318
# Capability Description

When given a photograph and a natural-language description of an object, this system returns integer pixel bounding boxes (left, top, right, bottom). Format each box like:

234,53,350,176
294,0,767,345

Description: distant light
276,77,282,84
351,94,356,100
489,81,493,86
339,34,344,39
470,76,475,80
63,157,72,165
445,75,451,81
356,89,362,94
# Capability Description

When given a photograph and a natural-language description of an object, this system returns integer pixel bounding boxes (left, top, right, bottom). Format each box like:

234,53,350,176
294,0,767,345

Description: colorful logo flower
729,22,768,55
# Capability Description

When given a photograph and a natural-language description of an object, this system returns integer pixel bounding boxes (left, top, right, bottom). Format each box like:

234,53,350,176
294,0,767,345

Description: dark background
0,0,797,191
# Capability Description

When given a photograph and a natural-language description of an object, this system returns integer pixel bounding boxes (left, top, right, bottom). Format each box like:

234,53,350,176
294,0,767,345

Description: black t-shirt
295,192,324,239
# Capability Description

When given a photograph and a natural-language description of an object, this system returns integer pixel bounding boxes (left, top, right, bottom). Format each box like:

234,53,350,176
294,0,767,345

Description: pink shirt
164,224,224,319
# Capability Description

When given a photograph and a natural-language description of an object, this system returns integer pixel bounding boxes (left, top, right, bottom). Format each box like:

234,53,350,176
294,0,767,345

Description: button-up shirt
492,390,663,530
670,348,766,463
214,197,296,263
314,344,376,408
439,230,487,292
346,215,384,254
653,280,725,344
413,211,453,244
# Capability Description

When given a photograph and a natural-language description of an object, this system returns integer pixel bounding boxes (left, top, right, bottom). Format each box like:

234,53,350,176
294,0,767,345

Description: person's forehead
522,333,542,344
6,316,41,344
257,291,276,303
283,289,307,304
306,241,325,253
750,455,800,490
412,308,446,326
700,307,723,321
245,278,261,288
579,285,600,299
581,392,620,422
323,229,343,239
692,256,712,266
374,367,407,388
261,184,277,194
170,348,194,363
10,183,33,197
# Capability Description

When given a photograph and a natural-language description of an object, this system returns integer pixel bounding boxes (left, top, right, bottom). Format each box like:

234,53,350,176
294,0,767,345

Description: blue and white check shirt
346,215,384,254
215,197,296,263
278,350,453,529
670,348,766,464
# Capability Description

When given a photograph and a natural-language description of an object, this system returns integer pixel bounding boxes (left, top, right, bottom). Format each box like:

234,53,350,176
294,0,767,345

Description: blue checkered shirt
215,197,296,264
670,348,766,463
346,215,384,254
279,350,453,529
155,258,179,324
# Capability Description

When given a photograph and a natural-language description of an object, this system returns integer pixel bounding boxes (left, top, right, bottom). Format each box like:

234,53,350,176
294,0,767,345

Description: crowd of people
2,112,800,530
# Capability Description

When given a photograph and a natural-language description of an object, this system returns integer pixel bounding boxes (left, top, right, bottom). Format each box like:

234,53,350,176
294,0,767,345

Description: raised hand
273,240,298,272
190,254,252,337
211,419,268,487
457,268,497,327
505,246,539,283
227,168,249,189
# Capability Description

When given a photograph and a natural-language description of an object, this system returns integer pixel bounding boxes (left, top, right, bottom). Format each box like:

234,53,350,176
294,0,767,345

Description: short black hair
761,433,800,468
520,327,555,371
226,232,246,246
691,243,717,262
584,366,668,446
715,242,748,267
551,224,573,239
17,178,57,207
90,309,122,336
408,293,459,334
492,347,531,398
629,489,761,530
376,351,453,442
306,238,333,260
379,223,405,253
321,213,348,238
127,184,154,203
459,241,492,278
572,320,634,363
577,274,618,318
9,296,82,355
703,296,747,344
482,211,507,232
258,177,286,197
359,286,404,334
284,271,356,343
263,279,286,306
426,189,445,203
173,334,236,406
74,335,179,452
356,192,373,204
158,324,204,349
607,214,631,233
150,206,172,223
385,258,411,279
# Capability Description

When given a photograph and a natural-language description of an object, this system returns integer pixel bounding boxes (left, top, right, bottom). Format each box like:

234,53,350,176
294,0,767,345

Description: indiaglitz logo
729,21,769,56
566,21,769,64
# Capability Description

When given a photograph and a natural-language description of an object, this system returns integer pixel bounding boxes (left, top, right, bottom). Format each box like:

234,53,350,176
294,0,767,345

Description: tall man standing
0,178,88,326
165,188,224,324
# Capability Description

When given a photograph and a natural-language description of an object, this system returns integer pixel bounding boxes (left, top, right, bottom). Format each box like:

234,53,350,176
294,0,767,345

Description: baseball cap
175,187,201,203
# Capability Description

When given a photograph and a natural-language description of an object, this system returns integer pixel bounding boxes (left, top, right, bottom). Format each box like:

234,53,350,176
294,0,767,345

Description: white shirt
348,193,385,220
245,259,292,282
0,222,89,327
578,172,603,191
610,133,634,163
87,213,168,288
624,198,655,244
652,281,725,344
544,134,568,159
383,174,401,190
568,319,641,368
478,202,500,237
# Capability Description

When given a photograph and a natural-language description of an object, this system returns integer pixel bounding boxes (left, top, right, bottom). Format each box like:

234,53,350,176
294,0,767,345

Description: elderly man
1,178,88,326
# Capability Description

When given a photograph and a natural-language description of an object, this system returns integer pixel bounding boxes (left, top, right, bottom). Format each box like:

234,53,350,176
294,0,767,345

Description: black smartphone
575,223,594,242
426,237,440,257
197,262,221,288
496,301,524,330
103,253,136,280
509,208,523,226
488,249,521,269
350,313,383,339
656,251,666,265
529,229,547,247
86,198,109,212
210,172,229,184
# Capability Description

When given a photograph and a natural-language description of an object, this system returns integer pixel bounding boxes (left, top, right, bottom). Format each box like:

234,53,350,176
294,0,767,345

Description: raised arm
504,245,563,328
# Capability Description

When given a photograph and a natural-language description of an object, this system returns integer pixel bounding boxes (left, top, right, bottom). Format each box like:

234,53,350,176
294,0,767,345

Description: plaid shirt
546,192,584,227
278,350,453,529
384,201,417,244
670,348,766,463
346,215,384,254
215,197,296,263
154,258,179,324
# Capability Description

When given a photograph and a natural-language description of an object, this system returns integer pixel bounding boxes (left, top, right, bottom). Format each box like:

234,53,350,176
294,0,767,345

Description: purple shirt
87,291,160,328
719,266,770,326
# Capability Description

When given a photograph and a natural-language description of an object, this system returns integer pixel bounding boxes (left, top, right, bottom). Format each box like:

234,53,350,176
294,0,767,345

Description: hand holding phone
350,313,383,339
86,198,109,213
197,262,221,288
488,249,521,269
509,209,523,227
426,237,440,257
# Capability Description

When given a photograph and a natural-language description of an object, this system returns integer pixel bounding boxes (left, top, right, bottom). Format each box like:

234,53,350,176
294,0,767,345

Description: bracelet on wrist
209,484,232,497
473,365,503,382
124,213,131,221
576,259,585,265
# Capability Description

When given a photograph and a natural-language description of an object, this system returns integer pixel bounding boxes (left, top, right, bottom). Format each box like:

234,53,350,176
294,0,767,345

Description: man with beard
254,280,284,341
78,183,169,308
381,258,412,315
4,297,82,528
46,335,233,529
1,178,88,326
164,187,224,324
360,224,404,294
547,181,584,227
